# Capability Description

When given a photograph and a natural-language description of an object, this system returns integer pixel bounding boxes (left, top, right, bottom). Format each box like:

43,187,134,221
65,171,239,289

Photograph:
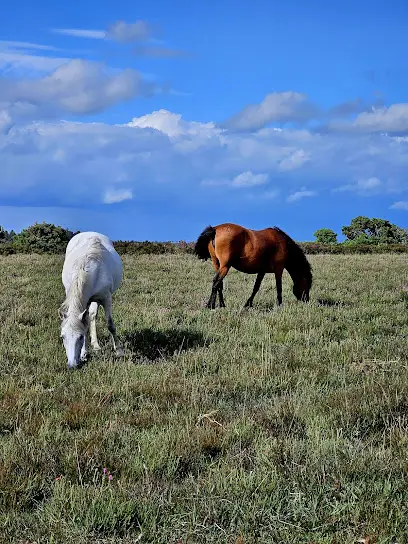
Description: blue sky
1,0,408,241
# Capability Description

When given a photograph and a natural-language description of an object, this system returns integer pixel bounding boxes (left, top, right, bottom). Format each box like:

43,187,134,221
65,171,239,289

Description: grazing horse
59,231,124,369
194,223,312,309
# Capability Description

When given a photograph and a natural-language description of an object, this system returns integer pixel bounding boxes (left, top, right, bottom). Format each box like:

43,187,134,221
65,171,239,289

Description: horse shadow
121,327,211,362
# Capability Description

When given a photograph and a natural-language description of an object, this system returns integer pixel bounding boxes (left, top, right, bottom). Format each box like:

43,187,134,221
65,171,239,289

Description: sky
1,0,408,241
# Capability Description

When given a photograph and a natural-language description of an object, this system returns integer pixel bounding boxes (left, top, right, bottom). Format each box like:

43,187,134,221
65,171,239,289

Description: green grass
0,252,408,543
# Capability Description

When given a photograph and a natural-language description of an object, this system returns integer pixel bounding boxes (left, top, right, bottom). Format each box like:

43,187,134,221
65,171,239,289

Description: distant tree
13,222,76,253
342,216,406,244
0,226,13,243
314,228,338,244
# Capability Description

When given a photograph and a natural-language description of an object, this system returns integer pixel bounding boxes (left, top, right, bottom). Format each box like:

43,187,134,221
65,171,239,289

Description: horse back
213,223,287,273
62,232,122,294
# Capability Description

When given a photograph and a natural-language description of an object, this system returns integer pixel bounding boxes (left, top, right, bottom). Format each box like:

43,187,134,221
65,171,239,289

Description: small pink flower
108,474,113,481
103,467,107,474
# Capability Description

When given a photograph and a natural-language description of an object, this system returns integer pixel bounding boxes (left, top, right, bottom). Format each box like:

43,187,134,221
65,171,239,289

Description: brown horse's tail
194,225,216,260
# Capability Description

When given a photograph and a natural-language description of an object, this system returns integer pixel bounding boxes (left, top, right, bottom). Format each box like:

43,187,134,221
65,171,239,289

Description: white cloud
0,50,72,75
222,91,319,131
354,104,408,133
107,20,151,43
201,171,268,188
390,201,408,211
126,109,219,138
0,59,156,122
104,188,133,204
52,20,151,43
0,40,62,52
231,171,268,187
279,149,310,171
52,28,106,40
329,103,408,134
1,109,408,211
335,177,382,194
287,188,316,202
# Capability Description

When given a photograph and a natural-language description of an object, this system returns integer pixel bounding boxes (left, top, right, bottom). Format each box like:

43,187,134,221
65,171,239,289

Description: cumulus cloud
353,104,408,133
390,201,408,210
231,171,268,187
222,91,320,131
329,103,408,134
107,20,151,43
0,59,156,123
279,149,310,171
0,50,71,75
104,188,133,204
329,96,385,117
287,188,316,203
1,109,408,210
335,177,382,194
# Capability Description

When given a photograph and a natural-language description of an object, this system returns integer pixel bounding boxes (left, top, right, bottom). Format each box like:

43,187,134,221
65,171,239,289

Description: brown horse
194,223,312,309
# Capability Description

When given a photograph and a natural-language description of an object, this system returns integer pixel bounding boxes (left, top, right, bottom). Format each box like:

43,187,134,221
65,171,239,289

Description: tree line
314,216,408,245
0,218,407,256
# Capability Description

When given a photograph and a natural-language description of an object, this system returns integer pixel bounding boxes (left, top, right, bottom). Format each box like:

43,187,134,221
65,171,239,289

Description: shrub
0,243,16,256
12,223,76,254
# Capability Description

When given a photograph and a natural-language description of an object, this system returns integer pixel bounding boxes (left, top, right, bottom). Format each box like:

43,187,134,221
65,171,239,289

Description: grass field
0,252,408,543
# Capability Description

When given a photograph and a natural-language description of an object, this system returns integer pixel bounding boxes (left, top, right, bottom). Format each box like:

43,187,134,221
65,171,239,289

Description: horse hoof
92,345,101,352
115,348,125,357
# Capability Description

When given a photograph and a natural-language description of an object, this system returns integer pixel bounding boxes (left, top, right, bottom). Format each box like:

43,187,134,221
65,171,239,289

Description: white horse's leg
88,302,101,352
80,332,89,361
103,295,124,357
80,310,90,362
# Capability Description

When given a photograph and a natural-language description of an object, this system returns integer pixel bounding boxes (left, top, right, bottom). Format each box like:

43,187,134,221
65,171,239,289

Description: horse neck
284,253,308,286
64,258,92,319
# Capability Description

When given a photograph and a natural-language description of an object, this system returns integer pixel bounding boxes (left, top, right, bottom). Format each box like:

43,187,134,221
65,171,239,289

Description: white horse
59,231,124,369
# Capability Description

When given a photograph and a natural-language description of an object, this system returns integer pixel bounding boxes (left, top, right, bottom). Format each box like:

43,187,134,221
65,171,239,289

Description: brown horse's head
292,275,312,302
273,227,313,302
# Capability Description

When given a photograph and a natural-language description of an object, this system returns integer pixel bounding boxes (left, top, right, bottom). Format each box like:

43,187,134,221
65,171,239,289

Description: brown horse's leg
244,272,266,308
210,255,226,308
218,280,226,308
275,267,284,306
207,266,230,309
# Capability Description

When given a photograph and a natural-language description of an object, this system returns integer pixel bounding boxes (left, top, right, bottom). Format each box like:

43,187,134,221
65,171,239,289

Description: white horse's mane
59,238,106,331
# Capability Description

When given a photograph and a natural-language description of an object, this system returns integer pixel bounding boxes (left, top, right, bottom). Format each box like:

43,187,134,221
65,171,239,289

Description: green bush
113,240,195,256
12,222,76,254
0,243,16,256
299,242,408,254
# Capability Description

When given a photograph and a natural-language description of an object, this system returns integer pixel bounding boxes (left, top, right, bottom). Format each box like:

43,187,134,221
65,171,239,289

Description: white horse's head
59,305,88,369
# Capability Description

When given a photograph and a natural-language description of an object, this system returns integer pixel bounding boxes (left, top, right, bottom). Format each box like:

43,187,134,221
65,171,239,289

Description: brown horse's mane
272,226,313,287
